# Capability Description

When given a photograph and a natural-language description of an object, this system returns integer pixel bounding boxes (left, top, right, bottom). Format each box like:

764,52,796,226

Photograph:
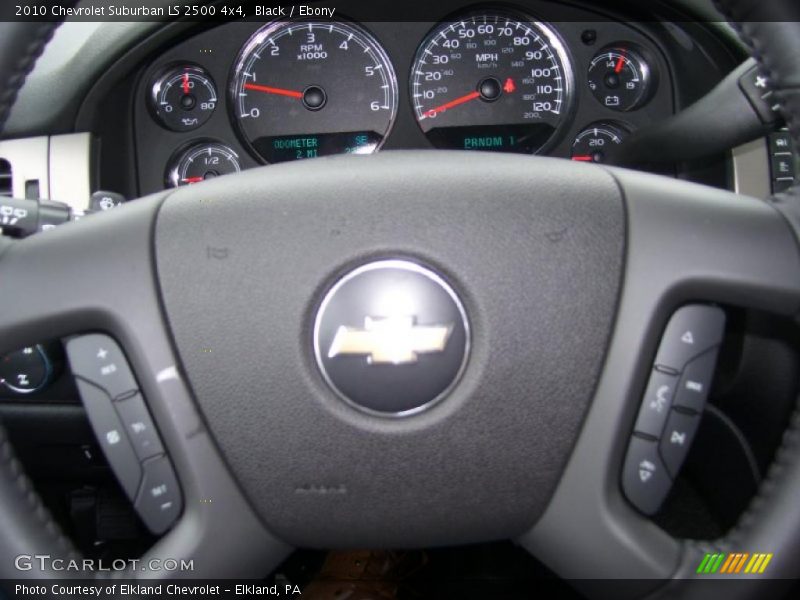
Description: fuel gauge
150,64,218,131
587,45,655,111
166,142,241,188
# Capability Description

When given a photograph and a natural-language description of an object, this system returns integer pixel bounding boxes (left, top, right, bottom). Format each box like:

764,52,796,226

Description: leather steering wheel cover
0,19,82,578
0,21,63,134
653,0,800,589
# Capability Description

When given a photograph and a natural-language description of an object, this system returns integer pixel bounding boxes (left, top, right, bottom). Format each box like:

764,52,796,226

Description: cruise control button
655,305,725,372
622,436,672,515
659,410,701,478
66,334,138,400
673,348,718,413
74,379,141,499
634,370,677,438
135,455,182,535
769,131,793,154
771,155,795,179
115,393,164,461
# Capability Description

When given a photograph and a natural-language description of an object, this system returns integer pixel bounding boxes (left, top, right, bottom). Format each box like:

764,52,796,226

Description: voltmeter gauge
587,46,654,111
166,142,241,188
570,122,629,163
150,64,218,132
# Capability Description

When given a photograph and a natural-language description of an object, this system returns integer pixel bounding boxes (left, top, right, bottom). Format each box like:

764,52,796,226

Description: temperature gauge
166,142,241,188
150,64,218,131
587,45,654,111
570,122,629,163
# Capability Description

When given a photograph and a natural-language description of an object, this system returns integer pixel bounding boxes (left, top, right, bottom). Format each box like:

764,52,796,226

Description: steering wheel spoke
0,193,290,578
520,167,800,595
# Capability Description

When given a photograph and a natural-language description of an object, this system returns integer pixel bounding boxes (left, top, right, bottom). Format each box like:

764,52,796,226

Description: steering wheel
1,1,799,596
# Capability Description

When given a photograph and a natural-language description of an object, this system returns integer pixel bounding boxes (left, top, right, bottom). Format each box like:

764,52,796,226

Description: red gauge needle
571,155,594,162
243,82,304,99
182,72,190,95
182,177,204,184
614,53,626,73
423,90,481,118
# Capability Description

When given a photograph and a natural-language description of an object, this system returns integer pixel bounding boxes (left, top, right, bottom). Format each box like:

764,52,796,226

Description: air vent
0,159,11,197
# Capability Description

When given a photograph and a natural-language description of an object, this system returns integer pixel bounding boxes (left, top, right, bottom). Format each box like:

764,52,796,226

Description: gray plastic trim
0,133,94,213
518,167,800,597
732,137,771,199
49,133,92,212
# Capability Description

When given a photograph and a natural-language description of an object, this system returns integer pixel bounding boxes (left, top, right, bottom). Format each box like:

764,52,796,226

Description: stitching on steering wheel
0,421,78,559
706,0,800,556
0,22,62,133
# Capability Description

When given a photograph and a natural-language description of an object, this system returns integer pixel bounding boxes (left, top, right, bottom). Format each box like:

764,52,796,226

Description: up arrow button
655,305,725,372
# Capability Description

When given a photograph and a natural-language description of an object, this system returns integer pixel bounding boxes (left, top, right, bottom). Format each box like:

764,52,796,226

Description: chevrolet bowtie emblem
327,316,453,365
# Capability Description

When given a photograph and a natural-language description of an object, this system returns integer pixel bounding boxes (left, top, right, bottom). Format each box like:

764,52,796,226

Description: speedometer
231,20,398,163
410,12,574,154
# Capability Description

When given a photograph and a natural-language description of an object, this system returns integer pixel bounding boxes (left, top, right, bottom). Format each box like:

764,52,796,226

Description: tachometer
410,11,574,154
231,21,398,163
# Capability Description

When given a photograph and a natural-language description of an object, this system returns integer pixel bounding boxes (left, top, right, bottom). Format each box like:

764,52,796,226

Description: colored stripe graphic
699,552,774,575
720,553,736,573
734,553,749,573
759,554,773,573
696,554,712,574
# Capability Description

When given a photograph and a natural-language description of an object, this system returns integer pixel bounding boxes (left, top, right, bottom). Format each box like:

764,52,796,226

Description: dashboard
131,0,707,195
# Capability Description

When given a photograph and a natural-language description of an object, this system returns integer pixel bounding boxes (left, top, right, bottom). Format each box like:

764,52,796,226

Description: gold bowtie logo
327,316,453,365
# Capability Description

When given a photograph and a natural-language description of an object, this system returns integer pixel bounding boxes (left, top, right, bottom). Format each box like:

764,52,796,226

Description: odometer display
411,12,574,154
231,21,398,163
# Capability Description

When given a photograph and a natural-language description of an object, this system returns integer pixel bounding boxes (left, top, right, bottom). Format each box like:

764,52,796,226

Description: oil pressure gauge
150,64,218,131
166,142,241,188
587,45,655,111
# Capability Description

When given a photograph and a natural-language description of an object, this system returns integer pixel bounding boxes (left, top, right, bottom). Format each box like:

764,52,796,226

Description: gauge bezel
408,7,576,156
148,62,218,132
165,140,242,188
570,120,632,163
228,18,399,165
586,44,657,112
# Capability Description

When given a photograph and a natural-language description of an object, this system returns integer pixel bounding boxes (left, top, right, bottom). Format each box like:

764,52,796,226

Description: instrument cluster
134,4,675,194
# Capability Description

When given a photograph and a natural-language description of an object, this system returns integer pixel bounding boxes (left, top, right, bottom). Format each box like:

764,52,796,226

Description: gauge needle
182,72,190,95
422,90,481,119
614,53,626,73
182,177,204,184
243,82,304,99
571,155,594,162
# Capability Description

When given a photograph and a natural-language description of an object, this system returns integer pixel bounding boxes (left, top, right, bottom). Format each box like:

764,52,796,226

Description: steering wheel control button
0,345,50,394
314,260,470,415
74,378,142,500
115,393,165,461
634,370,677,438
654,305,725,372
134,455,182,534
769,130,797,193
622,436,672,515
673,348,719,413
89,190,126,212
659,410,701,478
738,66,779,124
66,334,138,400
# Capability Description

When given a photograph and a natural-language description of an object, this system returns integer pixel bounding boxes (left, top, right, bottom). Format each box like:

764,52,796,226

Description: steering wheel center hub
314,260,470,415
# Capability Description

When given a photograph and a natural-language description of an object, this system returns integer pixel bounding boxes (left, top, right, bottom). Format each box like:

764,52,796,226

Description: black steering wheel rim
0,3,799,597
